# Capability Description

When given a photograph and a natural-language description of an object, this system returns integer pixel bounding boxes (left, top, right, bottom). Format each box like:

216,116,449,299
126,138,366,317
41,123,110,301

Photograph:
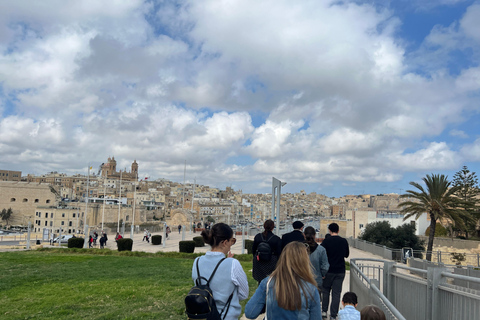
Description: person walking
304,226,329,291
178,224,182,234
245,241,322,319
192,223,249,320
252,219,282,284
281,220,305,250
321,223,350,320
88,235,93,248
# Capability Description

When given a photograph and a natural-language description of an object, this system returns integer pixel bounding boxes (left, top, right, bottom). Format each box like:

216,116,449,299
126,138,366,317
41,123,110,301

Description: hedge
193,236,205,247
179,241,195,253
244,239,254,254
116,238,133,252
68,237,84,248
151,235,162,245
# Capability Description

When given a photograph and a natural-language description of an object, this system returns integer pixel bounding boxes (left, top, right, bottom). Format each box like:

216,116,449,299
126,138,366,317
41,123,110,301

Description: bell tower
131,160,138,179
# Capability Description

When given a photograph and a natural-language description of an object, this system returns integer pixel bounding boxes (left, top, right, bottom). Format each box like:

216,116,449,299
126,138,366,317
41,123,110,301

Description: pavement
0,229,386,319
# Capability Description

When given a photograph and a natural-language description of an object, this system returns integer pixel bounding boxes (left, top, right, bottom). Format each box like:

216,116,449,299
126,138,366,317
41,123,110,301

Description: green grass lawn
0,249,256,320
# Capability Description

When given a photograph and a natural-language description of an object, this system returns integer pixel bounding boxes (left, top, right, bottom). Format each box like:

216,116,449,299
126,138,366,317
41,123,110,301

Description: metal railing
347,237,480,267
351,258,480,320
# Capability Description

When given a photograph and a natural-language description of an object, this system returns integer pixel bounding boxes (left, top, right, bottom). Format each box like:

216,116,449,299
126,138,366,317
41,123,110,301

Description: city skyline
1,1,480,198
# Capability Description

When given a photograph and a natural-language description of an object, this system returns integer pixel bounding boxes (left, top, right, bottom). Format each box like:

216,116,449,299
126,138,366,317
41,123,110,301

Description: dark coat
281,230,305,250
252,231,282,282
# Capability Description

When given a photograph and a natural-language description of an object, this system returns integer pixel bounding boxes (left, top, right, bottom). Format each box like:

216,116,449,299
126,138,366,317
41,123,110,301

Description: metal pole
84,166,90,237
182,160,186,209
102,178,106,231
241,225,245,254
117,171,122,233
83,224,89,248
163,223,166,248
26,221,31,250
182,225,186,241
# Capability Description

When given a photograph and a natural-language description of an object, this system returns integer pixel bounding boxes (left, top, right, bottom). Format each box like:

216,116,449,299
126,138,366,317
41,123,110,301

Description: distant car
53,235,74,243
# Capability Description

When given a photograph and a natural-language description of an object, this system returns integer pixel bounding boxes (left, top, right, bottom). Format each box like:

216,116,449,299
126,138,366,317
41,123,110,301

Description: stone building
0,170,21,182
101,157,138,181
0,181,56,226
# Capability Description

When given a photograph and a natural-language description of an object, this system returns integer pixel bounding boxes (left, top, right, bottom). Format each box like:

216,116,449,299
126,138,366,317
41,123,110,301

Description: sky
1,0,480,198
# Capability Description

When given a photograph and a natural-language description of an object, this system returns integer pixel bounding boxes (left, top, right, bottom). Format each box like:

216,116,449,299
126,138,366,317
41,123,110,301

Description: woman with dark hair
192,223,249,320
360,305,386,320
245,241,322,319
252,219,282,284
304,226,329,290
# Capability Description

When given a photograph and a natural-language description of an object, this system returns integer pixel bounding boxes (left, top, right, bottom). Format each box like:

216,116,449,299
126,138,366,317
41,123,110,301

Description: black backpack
185,257,233,320
256,234,273,262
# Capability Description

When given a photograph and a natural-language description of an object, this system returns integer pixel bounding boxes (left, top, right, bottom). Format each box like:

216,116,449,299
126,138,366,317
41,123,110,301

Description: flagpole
182,160,186,209
83,165,91,248
131,172,138,239
117,170,122,233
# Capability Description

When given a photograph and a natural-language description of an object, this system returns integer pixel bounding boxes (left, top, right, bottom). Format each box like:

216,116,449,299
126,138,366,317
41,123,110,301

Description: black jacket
281,230,305,250
252,231,282,256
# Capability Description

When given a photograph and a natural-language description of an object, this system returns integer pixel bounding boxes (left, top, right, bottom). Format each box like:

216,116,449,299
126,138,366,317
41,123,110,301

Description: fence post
383,261,396,304
427,266,447,320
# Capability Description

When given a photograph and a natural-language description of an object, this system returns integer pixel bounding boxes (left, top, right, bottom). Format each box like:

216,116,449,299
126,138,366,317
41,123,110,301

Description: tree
359,221,425,253
0,208,13,226
399,174,472,261
452,166,480,239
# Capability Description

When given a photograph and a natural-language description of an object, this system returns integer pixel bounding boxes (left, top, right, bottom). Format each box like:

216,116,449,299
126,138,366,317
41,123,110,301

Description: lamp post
83,165,91,249
117,171,122,233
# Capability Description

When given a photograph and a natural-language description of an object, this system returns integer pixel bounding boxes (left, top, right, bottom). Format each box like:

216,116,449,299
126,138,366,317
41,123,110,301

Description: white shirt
205,251,249,300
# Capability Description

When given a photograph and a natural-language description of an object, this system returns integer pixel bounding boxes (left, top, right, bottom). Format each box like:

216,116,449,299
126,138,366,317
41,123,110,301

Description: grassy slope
0,249,255,320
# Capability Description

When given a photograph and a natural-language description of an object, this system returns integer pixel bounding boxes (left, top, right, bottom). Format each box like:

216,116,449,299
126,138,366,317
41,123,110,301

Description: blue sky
0,0,480,197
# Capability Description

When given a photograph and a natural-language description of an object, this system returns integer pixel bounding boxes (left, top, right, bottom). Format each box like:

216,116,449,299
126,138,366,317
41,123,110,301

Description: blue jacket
245,277,321,320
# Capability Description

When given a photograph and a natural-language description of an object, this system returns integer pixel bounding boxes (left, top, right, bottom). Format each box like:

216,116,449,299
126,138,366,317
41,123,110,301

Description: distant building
0,170,21,182
101,157,138,181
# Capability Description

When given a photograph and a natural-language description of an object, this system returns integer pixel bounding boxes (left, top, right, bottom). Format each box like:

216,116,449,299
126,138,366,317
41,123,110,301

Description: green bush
425,223,448,237
193,236,205,247
244,239,254,254
68,237,84,248
116,238,133,252
179,241,195,253
151,235,162,245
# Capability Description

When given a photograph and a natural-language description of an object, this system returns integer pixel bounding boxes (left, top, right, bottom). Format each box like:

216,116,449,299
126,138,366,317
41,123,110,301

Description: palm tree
399,174,471,261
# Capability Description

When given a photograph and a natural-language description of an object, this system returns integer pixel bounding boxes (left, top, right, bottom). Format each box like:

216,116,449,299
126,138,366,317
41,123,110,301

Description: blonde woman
245,241,321,319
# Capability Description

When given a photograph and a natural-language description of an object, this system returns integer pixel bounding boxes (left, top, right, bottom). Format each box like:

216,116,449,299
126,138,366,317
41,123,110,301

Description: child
360,305,386,320
338,292,360,320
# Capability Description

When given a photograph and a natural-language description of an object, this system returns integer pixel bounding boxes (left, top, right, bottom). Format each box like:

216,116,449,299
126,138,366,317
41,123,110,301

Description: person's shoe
322,311,327,319
330,316,337,320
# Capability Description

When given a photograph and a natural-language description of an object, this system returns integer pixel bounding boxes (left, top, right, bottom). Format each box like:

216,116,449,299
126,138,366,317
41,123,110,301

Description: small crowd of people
89,231,108,248
192,220,386,320
142,229,151,243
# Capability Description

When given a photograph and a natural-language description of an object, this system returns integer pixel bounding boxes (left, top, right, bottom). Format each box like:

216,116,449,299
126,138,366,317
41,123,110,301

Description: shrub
425,223,448,237
116,238,133,252
151,235,162,245
244,239,254,254
68,237,84,249
193,236,204,247
179,241,195,253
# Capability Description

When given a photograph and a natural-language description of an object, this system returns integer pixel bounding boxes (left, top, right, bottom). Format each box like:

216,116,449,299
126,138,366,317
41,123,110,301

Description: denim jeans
321,272,345,318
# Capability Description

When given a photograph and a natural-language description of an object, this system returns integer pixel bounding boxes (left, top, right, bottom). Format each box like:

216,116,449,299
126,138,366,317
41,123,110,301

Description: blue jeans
321,273,345,318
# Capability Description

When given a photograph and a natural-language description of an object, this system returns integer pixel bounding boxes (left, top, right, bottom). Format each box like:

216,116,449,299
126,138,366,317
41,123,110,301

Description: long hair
303,226,317,253
270,241,317,310
201,223,233,249
263,219,274,237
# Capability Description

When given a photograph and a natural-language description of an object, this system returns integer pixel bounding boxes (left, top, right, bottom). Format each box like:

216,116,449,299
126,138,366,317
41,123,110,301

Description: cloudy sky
1,0,480,197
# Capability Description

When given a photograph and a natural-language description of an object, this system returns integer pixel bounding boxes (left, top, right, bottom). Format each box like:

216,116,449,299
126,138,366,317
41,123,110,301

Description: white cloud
391,142,461,171
449,129,469,139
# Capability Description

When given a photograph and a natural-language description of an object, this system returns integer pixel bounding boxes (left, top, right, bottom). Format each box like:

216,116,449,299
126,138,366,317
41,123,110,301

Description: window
62,213,65,218
61,221,64,225
69,221,72,226
46,200,51,204
45,213,48,218
10,198,15,202
45,221,48,226
359,224,364,229
50,221,53,227
35,199,39,203
23,198,28,202
51,213,53,218
73,213,76,218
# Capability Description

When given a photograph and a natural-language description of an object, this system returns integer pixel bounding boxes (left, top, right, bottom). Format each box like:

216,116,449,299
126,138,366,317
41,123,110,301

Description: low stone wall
420,236,480,253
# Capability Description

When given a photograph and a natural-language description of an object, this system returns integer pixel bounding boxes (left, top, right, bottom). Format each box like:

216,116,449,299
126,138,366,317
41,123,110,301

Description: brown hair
360,305,386,320
263,219,274,237
270,241,317,310
201,223,233,249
